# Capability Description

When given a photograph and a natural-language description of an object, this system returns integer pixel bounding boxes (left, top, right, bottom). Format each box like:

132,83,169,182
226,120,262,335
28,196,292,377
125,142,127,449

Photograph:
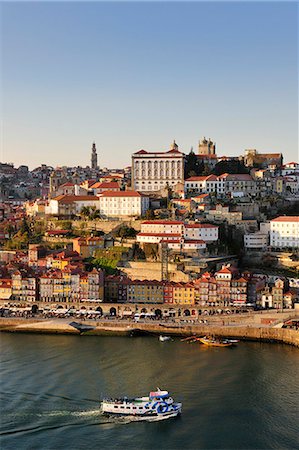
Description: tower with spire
91,142,98,170
198,137,216,155
170,139,179,152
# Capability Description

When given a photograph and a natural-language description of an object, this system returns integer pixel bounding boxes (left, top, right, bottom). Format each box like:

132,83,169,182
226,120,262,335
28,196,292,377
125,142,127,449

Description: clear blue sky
1,1,298,169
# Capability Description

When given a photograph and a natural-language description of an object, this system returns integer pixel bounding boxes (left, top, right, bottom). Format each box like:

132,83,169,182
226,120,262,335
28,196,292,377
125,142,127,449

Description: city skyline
1,1,298,169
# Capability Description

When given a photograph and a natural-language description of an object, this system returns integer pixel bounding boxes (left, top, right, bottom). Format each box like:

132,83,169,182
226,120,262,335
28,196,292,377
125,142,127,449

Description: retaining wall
1,318,298,347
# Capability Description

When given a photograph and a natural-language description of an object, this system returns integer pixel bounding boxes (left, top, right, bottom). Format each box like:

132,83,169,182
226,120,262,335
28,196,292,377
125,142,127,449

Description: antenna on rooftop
161,242,169,281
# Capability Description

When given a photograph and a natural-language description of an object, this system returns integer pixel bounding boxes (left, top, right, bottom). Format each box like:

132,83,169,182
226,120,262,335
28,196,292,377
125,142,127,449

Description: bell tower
91,142,98,170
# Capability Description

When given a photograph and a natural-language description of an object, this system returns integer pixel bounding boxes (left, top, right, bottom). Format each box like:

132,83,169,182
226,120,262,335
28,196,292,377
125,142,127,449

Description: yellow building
173,282,195,305
275,178,284,194
51,259,70,270
127,280,164,303
73,236,104,258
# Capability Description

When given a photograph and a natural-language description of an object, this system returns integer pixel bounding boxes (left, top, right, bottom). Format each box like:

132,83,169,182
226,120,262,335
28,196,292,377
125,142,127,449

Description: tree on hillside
20,217,31,235
145,209,155,220
213,160,249,175
116,226,137,239
184,149,205,179
80,206,92,218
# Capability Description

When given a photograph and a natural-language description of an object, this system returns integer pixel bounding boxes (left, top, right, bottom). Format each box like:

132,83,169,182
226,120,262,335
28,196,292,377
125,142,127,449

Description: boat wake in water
39,408,178,424
102,412,180,423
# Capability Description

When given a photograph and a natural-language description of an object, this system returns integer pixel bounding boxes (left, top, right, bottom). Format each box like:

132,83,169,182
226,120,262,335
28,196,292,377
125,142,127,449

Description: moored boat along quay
1,311,299,347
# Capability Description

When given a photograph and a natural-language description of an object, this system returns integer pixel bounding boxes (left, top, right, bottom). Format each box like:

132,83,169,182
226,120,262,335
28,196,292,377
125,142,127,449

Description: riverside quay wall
1,318,298,347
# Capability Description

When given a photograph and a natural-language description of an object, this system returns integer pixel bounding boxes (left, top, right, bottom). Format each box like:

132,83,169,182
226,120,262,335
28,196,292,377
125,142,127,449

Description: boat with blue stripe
101,388,182,419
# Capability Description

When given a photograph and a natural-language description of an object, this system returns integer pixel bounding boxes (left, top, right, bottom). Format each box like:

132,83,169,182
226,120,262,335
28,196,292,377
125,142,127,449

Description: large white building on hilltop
132,141,185,192
270,216,299,250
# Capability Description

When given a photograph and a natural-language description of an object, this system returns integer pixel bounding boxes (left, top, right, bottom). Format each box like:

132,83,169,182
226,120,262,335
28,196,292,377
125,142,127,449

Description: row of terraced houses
1,265,296,310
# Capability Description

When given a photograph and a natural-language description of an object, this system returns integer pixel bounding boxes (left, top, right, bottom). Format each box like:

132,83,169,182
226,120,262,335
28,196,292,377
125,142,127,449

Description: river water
1,334,298,450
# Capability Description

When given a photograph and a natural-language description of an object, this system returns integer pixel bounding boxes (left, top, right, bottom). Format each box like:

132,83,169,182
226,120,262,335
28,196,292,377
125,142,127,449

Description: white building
185,175,225,196
132,141,185,192
284,175,299,195
98,191,149,218
220,173,256,197
244,222,270,250
46,195,100,216
139,220,184,235
162,238,206,251
137,233,182,244
136,221,218,246
184,224,219,242
270,216,299,249
184,173,255,197
244,232,269,250
281,162,299,176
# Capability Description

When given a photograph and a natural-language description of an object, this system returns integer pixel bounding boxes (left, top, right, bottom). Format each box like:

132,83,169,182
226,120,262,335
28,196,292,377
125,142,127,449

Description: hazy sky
1,1,298,169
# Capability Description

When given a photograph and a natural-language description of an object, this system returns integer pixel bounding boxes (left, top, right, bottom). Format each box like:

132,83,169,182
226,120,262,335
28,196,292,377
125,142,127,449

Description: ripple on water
1,335,298,450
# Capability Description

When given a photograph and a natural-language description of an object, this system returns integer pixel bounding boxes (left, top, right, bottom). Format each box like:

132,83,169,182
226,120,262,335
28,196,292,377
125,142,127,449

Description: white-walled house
184,173,256,198
139,221,184,235
136,220,218,248
244,222,270,250
185,175,225,196
244,232,269,250
270,216,299,249
184,224,219,242
98,191,149,218
46,195,100,216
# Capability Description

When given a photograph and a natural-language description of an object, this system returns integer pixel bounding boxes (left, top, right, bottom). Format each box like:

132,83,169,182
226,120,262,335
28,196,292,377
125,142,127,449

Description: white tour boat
101,388,182,419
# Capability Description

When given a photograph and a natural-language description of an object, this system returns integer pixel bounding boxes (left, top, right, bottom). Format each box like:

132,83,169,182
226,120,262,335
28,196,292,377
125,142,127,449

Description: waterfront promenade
1,310,298,347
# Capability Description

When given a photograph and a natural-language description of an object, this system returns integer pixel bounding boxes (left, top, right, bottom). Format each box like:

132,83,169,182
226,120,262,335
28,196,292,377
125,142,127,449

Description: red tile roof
224,174,253,181
186,175,217,182
216,267,233,274
60,182,74,187
100,191,143,197
142,220,183,225
46,230,70,235
185,223,218,228
91,181,120,189
53,195,99,203
192,193,210,199
271,216,299,222
133,149,183,156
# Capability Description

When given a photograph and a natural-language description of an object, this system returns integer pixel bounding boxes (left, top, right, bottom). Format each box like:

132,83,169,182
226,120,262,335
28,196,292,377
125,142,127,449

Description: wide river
1,333,298,450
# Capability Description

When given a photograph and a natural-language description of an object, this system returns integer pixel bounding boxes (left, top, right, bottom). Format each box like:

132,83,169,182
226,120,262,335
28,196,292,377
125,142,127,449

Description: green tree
144,243,159,261
184,149,205,179
116,226,137,239
20,217,31,235
145,209,155,220
80,206,92,218
213,160,249,176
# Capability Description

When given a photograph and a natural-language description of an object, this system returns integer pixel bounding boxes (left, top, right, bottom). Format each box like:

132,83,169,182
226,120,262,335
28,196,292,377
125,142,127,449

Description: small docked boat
181,336,197,342
101,388,182,419
198,336,234,347
159,335,171,342
69,322,96,333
